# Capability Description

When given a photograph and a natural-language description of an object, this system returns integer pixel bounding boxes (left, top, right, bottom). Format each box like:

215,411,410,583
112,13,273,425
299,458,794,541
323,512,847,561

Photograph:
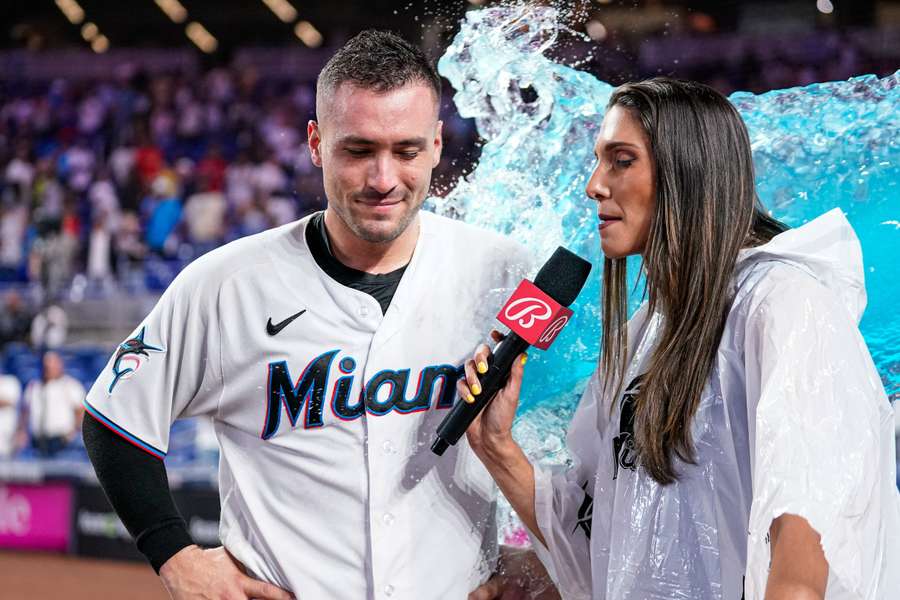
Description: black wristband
137,518,196,574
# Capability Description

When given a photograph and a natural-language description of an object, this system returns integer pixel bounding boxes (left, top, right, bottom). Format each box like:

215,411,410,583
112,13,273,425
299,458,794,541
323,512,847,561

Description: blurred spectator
183,174,226,251
86,164,121,285
22,351,85,458
0,199,28,279
88,165,121,224
30,304,69,349
28,216,78,302
87,210,115,284
58,137,96,194
225,149,256,211
196,144,227,192
109,136,136,187
4,141,35,201
133,125,164,188
144,170,183,254
30,158,64,222
114,211,148,281
0,291,32,346
252,150,287,199
0,372,22,458
77,87,108,137
109,131,140,213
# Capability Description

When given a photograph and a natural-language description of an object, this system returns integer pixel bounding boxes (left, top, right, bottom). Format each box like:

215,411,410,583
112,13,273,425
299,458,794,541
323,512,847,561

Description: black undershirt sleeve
82,412,194,573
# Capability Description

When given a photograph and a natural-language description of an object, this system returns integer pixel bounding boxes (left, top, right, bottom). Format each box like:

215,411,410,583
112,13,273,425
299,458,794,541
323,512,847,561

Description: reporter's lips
598,213,622,231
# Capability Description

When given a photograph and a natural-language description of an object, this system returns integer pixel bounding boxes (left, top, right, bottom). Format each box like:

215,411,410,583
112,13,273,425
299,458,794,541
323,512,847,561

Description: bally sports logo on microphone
497,280,574,350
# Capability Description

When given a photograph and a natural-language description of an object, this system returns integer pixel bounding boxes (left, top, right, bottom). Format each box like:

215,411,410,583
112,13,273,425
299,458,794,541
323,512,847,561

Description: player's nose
367,153,401,194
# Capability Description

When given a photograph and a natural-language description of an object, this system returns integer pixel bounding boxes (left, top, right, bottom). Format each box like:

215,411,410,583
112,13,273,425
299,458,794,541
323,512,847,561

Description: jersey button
382,440,395,454
384,584,395,597
382,512,395,526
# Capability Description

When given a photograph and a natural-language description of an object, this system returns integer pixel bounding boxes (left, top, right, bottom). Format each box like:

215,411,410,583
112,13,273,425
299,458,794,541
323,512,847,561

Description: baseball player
82,31,554,599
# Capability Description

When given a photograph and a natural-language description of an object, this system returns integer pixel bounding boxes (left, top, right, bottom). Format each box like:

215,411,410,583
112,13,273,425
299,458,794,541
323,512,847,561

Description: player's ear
432,120,443,169
308,120,323,168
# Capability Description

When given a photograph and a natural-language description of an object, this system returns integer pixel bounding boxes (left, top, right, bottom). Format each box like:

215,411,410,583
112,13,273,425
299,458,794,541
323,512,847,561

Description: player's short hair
316,30,441,118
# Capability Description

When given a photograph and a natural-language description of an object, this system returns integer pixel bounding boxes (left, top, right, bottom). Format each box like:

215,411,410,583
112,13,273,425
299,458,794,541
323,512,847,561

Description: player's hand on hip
159,545,293,600
458,329,526,458
467,575,519,600
468,547,560,600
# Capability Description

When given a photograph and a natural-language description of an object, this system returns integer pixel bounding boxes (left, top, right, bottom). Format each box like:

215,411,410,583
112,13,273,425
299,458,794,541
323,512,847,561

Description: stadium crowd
0,66,478,300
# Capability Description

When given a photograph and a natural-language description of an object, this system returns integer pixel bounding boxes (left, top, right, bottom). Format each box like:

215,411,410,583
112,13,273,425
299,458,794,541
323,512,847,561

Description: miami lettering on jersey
261,350,463,439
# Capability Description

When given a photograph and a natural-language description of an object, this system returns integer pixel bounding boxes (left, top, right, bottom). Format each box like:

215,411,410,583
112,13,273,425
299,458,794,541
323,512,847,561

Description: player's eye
345,148,370,157
397,151,419,160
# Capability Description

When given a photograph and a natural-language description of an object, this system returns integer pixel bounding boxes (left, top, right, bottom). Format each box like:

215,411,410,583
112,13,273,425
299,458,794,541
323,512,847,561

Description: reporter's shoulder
738,260,857,327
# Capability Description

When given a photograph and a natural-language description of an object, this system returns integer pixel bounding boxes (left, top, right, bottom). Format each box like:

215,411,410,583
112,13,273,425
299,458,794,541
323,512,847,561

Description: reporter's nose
585,165,611,202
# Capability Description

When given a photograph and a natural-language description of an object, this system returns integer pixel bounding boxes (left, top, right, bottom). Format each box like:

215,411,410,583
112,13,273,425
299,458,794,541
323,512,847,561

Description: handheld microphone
431,246,592,456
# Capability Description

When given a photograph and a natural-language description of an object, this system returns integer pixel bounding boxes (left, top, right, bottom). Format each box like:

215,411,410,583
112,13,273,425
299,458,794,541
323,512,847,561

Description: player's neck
323,209,419,274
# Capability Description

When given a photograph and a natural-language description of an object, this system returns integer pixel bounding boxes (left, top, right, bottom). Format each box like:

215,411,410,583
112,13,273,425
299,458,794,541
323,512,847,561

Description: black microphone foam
533,246,593,306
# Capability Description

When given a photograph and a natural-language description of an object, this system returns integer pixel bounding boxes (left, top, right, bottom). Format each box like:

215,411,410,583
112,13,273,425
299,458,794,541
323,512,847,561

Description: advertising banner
0,483,73,551
72,481,220,561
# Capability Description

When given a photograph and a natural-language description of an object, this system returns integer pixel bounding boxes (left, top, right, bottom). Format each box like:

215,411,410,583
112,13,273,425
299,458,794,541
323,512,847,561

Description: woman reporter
461,78,900,599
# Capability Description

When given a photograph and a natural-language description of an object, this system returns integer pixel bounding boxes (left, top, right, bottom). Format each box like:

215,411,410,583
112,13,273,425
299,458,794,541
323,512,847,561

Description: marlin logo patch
108,326,164,393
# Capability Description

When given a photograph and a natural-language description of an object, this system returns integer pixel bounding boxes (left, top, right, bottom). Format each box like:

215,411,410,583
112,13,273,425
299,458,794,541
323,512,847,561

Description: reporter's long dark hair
601,78,787,485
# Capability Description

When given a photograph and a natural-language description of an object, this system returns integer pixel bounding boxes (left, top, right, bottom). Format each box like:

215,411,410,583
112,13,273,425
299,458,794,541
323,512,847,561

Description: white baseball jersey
529,209,900,599
85,210,532,599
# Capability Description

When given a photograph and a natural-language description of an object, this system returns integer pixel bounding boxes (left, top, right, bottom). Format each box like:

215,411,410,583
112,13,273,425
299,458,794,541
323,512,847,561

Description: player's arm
83,413,293,600
82,411,195,571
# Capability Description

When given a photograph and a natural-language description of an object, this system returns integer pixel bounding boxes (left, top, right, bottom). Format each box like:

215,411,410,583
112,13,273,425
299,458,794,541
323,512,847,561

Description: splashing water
426,4,900,543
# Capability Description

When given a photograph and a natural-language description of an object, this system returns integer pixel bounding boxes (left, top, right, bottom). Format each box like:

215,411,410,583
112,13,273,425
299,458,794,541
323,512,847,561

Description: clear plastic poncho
529,209,900,599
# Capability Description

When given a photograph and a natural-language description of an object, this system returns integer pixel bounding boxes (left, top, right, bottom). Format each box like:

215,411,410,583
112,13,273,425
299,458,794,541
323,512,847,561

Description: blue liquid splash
429,5,899,432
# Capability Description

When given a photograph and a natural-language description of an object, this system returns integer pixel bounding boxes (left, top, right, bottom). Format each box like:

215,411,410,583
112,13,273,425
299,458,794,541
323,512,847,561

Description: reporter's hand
159,545,293,600
458,334,544,548
457,330,527,458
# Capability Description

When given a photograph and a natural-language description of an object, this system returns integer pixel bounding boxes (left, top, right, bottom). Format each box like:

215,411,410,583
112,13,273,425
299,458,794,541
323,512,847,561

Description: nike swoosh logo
266,310,307,336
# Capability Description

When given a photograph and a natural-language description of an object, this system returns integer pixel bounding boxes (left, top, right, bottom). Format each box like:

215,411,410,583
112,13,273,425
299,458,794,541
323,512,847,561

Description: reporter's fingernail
477,361,488,374
520,354,528,365
466,393,475,404
472,382,482,395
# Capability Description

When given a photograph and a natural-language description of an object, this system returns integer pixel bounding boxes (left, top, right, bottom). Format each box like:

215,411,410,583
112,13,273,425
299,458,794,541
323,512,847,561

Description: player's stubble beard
333,190,426,244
